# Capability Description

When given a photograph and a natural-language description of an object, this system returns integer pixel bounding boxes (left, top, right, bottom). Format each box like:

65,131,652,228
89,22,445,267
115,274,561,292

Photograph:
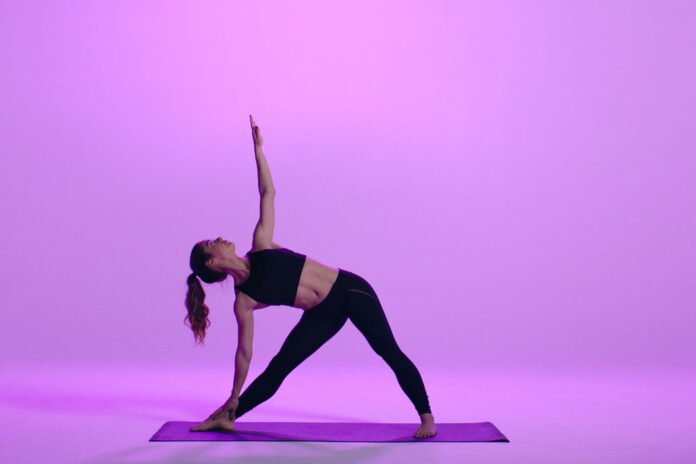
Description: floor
1,364,694,463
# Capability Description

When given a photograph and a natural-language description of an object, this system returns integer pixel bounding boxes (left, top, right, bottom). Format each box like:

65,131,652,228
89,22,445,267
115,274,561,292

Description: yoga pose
185,115,437,439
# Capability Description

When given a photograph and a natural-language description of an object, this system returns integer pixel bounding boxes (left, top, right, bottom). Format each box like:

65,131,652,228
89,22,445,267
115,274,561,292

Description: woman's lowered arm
231,298,254,399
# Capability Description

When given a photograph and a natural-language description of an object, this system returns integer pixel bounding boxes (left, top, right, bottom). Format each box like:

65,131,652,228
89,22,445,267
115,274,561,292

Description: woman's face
204,237,236,268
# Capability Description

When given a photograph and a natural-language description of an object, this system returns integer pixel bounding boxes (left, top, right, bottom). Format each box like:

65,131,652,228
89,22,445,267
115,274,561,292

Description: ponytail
186,240,228,344
184,272,211,344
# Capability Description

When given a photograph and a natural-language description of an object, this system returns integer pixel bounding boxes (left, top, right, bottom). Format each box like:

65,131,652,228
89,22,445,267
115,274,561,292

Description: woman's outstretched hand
250,114,263,148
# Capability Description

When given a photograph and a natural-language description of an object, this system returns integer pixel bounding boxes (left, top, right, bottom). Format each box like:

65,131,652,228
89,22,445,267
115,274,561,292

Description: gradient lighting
1,1,694,463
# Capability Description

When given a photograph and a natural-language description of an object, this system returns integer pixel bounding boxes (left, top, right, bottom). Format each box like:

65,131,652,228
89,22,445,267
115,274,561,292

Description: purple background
2,2,696,463
1,0,694,373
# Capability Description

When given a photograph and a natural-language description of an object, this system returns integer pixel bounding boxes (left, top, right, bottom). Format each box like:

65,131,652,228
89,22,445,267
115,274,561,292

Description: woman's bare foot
414,412,437,438
190,415,235,432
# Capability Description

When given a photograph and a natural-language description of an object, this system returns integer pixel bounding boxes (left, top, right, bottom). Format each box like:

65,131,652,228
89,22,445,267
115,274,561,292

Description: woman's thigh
343,286,401,356
272,307,348,367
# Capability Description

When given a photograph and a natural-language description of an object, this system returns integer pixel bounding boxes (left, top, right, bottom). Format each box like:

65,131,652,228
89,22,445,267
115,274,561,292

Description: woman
185,115,437,439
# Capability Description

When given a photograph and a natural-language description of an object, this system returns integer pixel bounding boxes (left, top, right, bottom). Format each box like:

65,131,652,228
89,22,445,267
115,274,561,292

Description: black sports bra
234,248,307,306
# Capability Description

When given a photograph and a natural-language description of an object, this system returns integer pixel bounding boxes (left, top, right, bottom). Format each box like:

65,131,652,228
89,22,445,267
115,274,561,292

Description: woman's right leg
235,308,348,419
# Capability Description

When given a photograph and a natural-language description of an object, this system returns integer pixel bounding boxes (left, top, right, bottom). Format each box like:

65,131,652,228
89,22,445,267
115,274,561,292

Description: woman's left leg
344,285,432,416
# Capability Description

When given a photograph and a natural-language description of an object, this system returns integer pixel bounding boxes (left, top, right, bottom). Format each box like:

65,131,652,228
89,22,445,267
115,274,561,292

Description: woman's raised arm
250,114,275,195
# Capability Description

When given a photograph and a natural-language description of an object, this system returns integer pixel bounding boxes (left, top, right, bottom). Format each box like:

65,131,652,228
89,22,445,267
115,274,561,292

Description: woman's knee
266,352,301,376
372,341,404,362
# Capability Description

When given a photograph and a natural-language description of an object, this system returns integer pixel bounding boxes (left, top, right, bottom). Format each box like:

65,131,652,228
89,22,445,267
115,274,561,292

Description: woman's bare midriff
293,257,340,311
236,251,340,312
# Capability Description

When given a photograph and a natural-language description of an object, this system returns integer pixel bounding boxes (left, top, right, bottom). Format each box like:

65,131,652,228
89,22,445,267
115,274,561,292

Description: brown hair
184,241,228,344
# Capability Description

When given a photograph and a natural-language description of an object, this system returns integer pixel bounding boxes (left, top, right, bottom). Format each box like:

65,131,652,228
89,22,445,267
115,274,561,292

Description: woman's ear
206,258,216,270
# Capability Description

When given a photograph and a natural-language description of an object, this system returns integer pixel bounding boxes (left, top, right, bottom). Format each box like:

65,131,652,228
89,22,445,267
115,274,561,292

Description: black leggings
235,268,432,418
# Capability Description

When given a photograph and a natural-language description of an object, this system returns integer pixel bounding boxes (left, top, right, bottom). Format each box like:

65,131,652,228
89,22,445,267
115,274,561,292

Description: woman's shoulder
246,242,285,255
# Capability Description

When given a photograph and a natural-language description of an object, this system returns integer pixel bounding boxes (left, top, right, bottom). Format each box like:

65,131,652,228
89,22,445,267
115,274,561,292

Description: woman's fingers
190,416,235,432
249,115,263,147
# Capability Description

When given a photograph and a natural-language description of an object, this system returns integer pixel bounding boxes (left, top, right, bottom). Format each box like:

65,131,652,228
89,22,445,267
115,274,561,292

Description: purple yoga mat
150,421,509,442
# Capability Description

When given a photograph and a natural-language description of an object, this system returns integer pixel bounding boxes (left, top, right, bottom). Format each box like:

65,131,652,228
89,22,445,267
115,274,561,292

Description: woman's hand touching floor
190,415,235,432
190,395,239,432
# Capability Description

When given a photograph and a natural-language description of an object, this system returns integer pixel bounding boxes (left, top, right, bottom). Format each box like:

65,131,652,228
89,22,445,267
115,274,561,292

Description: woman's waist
335,268,374,294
